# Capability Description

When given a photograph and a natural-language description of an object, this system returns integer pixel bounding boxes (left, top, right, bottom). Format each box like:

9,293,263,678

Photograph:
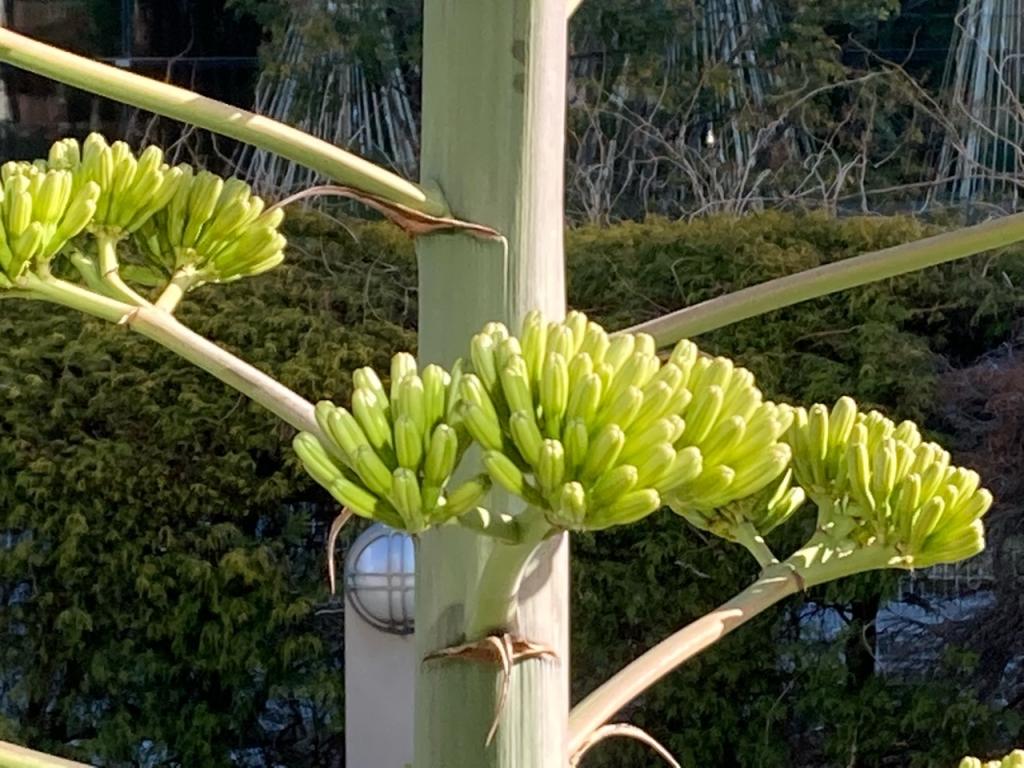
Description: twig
569,723,681,768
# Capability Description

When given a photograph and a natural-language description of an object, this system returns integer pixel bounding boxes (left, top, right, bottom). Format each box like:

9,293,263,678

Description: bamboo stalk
0,28,445,216
623,210,1024,346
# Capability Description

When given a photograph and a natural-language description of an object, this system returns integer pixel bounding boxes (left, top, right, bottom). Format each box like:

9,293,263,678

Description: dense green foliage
0,218,414,766
2,212,1023,765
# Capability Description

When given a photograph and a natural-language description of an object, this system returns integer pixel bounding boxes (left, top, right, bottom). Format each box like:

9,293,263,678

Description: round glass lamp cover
344,523,415,634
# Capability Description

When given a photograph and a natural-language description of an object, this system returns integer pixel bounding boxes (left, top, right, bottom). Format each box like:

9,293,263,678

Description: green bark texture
413,2,569,767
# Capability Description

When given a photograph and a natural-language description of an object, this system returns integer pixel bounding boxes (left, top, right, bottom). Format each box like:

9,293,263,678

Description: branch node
269,184,502,240
117,306,141,327
423,633,559,746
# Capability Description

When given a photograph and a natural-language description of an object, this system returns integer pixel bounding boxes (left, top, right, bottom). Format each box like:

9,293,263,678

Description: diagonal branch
0,740,91,768
23,276,321,440
567,568,800,754
623,211,1024,347
0,28,447,217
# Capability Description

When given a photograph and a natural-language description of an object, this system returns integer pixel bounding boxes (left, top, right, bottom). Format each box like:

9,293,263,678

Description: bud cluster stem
732,521,779,567
95,234,149,307
463,506,553,640
455,507,523,544
154,268,198,314
787,536,904,589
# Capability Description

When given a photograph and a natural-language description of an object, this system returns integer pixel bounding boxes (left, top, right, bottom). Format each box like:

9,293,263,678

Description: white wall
344,610,416,767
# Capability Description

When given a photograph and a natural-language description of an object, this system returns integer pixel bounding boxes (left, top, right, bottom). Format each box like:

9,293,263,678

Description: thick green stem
455,507,523,545
22,276,321,439
22,273,133,322
624,211,1024,346
0,28,446,216
732,521,779,568
568,566,800,755
0,741,90,768
789,538,904,588
464,509,553,639
414,2,569,766
68,251,112,297
96,234,150,306
154,268,198,313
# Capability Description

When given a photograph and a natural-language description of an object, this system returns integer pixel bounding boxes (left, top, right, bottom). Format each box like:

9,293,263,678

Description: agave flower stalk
412,3,571,767
567,396,992,753
43,135,184,307
134,166,288,312
0,7,1012,767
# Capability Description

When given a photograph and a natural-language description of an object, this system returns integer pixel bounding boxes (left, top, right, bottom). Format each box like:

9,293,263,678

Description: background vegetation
2,212,1023,766
27,0,1000,222
216,0,1002,221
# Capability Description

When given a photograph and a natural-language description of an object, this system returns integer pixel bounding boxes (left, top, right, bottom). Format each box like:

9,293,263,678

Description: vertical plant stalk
623,210,1024,346
24,276,321,438
0,28,446,216
414,1,570,767
567,568,801,755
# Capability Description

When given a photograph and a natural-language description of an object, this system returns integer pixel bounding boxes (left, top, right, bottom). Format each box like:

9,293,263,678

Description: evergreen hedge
2,212,1022,766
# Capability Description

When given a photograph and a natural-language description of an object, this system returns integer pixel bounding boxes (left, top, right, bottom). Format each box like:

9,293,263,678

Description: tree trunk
414,2,569,767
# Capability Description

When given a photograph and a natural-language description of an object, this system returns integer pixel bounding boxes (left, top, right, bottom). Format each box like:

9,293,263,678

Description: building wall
344,610,416,767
